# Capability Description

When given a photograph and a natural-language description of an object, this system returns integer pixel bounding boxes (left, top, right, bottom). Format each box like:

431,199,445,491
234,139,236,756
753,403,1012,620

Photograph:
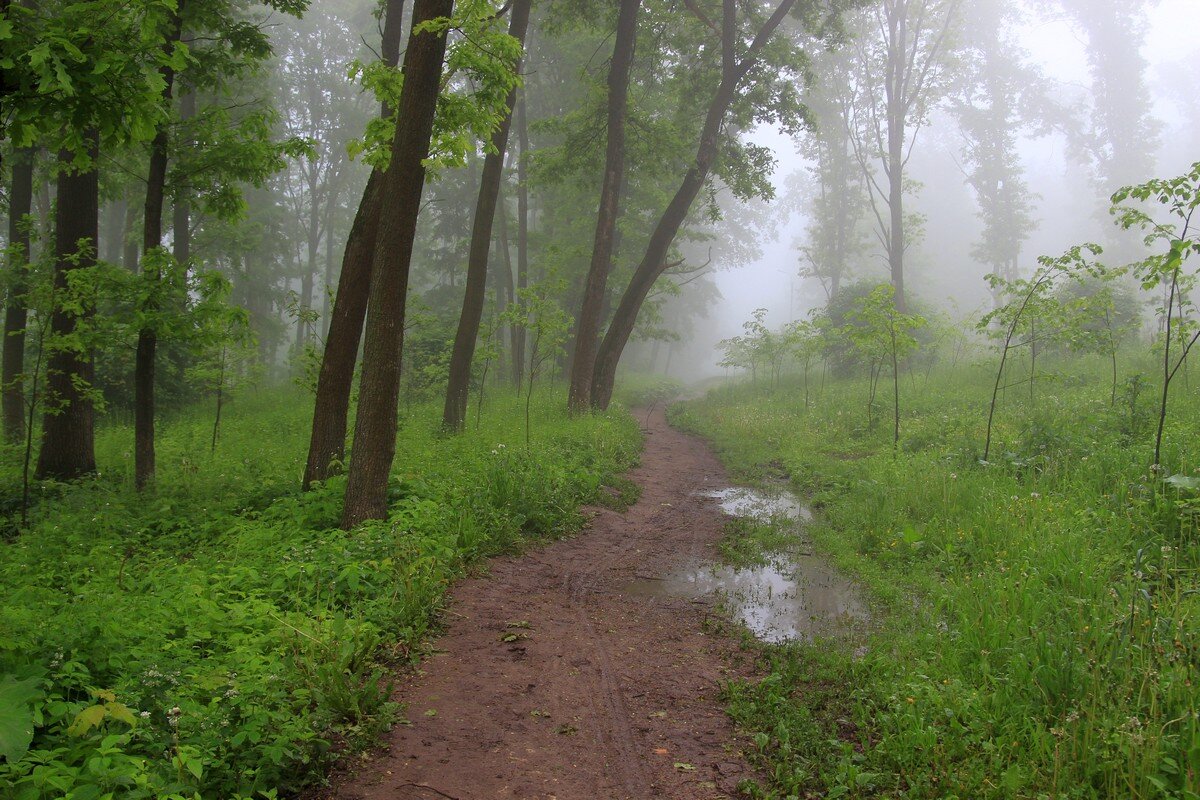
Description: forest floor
316,406,763,800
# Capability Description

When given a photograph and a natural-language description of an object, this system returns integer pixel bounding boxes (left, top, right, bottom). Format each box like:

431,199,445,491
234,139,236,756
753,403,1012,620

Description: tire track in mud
315,407,761,800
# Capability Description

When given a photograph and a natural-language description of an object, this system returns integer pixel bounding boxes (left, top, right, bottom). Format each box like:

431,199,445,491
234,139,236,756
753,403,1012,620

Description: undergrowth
673,353,1200,800
0,387,640,799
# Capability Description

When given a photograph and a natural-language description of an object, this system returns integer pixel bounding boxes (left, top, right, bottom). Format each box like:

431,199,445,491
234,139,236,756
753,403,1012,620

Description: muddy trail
320,408,771,800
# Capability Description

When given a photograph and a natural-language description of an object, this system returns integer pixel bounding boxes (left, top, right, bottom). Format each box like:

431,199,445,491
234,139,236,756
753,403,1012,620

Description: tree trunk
442,0,531,432
886,1,907,312
172,89,196,265
341,0,452,526
3,147,35,444
294,168,321,356
36,136,100,480
134,11,182,490
512,90,530,389
321,180,339,337
122,201,139,270
380,0,406,118
496,186,516,359
302,171,382,488
567,0,640,413
302,0,406,490
589,0,796,409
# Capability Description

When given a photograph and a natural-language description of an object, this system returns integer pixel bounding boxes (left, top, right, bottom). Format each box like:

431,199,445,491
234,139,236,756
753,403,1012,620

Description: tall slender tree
442,0,532,431
845,0,961,312
566,0,640,413
133,7,184,489
512,89,530,387
589,0,801,409
302,0,405,489
37,136,100,480
341,0,453,526
3,147,35,443
952,0,1042,307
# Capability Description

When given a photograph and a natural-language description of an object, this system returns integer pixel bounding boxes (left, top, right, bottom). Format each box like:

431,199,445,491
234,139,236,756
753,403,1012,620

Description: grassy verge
0,387,641,799
671,355,1200,799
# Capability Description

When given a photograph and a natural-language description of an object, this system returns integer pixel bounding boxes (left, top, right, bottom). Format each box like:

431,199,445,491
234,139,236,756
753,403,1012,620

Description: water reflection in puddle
627,486,868,643
699,487,814,522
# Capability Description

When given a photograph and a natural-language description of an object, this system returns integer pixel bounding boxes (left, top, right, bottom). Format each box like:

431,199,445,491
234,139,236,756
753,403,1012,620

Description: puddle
699,487,813,522
626,486,869,643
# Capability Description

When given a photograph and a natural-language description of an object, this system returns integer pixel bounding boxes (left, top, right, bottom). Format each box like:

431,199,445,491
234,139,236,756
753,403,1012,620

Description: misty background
655,0,1200,380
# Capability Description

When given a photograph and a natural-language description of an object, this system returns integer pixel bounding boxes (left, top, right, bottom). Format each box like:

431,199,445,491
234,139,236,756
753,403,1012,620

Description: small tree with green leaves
718,308,779,384
501,281,569,445
1111,162,1200,468
781,318,823,409
977,245,1102,461
181,272,257,454
1055,275,1141,406
844,284,926,446
473,315,502,430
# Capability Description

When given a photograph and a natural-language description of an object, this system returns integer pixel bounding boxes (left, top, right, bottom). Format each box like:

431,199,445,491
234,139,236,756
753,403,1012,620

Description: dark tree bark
3,147,35,444
302,0,406,489
341,0,451,526
442,0,531,432
303,171,382,487
512,90,530,388
36,135,100,480
590,0,796,410
379,0,406,118
134,10,182,490
567,0,640,413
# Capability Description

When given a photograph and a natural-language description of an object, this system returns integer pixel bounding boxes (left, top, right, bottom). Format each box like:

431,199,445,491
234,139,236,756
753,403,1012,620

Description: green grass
0,386,641,799
671,351,1200,800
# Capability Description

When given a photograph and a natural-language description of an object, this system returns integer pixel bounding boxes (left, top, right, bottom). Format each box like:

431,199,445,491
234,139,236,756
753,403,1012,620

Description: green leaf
66,704,107,737
1164,474,1200,492
0,674,42,762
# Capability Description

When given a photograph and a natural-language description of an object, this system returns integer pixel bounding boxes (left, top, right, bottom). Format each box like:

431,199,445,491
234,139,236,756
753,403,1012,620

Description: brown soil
318,407,762,800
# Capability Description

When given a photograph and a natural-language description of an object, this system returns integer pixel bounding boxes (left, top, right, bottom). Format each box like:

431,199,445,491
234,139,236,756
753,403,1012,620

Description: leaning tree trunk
303,172,383,487
36,135,100,480
567,0,640,413
302,0,406,489
134,11,182,490
442,0,532,432
341,0,452,527
3,147,35,444
589,0,796,410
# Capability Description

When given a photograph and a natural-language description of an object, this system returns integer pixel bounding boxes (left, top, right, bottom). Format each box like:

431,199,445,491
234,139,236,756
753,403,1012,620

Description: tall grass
672,351,1200,799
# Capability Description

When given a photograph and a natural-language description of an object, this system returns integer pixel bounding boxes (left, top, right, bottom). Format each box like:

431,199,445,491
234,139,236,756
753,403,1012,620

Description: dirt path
323,407,760,800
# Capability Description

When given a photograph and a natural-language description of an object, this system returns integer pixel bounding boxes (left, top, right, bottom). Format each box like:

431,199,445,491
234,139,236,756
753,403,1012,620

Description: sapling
1111,162,1200,468
473,315,502,430
977,246,1099,462
501,280,568,445
844,284,925,447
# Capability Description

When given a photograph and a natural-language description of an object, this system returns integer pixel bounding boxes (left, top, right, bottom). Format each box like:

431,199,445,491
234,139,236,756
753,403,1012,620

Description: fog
672,0,1200,382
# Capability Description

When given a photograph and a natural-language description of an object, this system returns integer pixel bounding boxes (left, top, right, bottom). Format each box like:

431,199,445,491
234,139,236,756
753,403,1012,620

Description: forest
0,0,1197,797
